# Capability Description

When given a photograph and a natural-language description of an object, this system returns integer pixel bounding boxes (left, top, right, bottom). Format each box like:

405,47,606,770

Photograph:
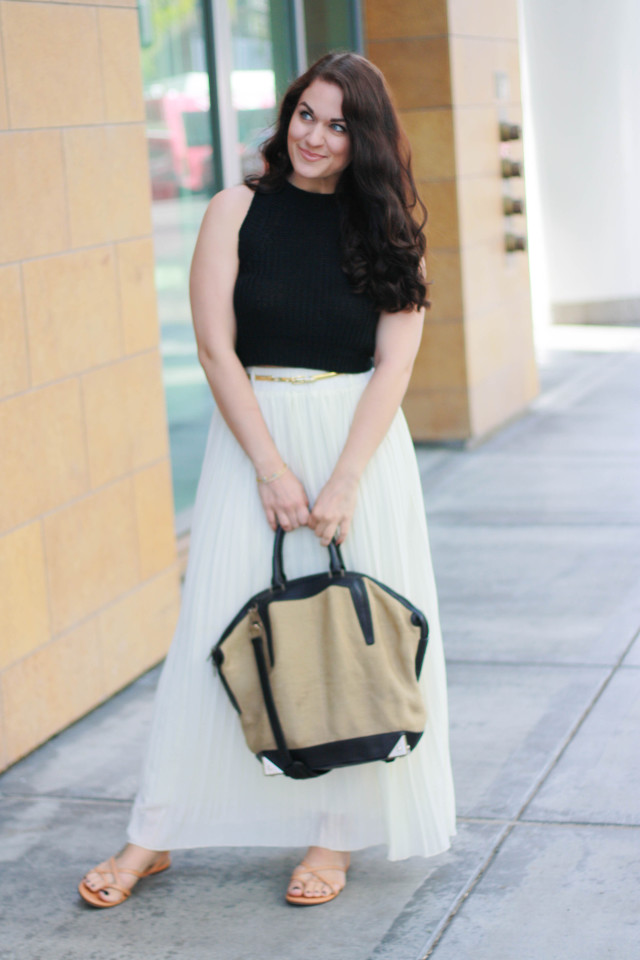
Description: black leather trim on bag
414,611,429,678
213,573,429,672
210,648,242,715
348,577,374,645
260,729,424,776
250,632,289,759
210,527,430,779
251,623,323,780
257,599,275,667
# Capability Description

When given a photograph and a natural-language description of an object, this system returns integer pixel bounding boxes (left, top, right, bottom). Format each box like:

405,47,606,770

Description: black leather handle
271,526,345,590
328,540,345,576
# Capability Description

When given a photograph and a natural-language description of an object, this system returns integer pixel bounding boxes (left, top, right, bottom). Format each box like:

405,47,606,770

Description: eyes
298,108,347,135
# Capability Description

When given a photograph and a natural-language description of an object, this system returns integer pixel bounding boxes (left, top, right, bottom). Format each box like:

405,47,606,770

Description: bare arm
190,186,309,531
308,303,425,546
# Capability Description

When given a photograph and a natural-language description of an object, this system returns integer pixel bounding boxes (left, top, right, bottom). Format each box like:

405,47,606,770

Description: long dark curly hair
245,52,429,313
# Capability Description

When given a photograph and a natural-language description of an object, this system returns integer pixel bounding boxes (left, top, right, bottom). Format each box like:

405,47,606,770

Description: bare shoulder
194,184,255,261
204,184,254,228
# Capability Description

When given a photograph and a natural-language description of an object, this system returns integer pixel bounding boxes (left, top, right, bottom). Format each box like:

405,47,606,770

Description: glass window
137,0,362,533
140,0,218,529
228,0,297,178
303,0,361,64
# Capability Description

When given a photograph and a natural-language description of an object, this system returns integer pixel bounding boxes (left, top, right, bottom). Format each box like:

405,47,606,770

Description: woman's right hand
257,468,310,532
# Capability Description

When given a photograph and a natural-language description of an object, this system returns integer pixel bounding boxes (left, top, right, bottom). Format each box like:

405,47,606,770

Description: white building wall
519,0,640,316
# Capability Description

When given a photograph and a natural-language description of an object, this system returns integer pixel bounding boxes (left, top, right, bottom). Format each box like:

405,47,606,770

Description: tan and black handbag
210,527,429,779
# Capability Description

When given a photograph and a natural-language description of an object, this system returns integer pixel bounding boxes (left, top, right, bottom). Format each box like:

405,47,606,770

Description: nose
305,122,324,149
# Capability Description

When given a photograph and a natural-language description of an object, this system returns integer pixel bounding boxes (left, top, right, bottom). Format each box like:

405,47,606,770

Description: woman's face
287,79,351,193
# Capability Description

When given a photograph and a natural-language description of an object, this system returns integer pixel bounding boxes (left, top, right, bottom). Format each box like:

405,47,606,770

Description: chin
296,165,327,177
294,163,327,179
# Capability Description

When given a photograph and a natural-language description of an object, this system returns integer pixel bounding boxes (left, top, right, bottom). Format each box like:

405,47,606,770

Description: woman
79,51,455,909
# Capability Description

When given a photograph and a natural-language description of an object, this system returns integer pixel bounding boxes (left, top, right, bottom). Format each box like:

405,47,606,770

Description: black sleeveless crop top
233,180,380,373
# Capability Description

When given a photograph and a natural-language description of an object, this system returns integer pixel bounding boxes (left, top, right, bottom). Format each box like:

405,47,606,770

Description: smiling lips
298,146,327,161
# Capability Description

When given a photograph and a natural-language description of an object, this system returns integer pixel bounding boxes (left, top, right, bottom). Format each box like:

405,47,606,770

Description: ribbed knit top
233,179,380,373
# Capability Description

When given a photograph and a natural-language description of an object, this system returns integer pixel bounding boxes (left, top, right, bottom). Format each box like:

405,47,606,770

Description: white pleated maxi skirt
127,367,456,861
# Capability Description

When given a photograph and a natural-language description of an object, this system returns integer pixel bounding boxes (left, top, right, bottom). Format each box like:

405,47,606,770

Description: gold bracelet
256,463,288,485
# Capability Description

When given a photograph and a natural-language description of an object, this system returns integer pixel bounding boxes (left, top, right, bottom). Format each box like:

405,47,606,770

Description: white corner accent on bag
262,757,284,776
387,735,409,759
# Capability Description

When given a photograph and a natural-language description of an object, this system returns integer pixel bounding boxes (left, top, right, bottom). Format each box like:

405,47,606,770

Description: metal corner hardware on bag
249,606,263,635
387,735,409,759
261,756,284,776
211,527,430,779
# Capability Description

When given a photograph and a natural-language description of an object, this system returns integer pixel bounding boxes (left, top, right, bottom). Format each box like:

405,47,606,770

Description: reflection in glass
137,0,359,528
140,0,216,525
228,0,296,178
304,0,359,64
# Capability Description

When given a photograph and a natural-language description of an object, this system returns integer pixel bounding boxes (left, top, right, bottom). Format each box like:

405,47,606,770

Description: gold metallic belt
251,371,341,384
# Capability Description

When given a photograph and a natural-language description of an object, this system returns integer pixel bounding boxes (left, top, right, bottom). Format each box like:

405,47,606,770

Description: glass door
226,0,298,179
138,0,362,531
303,0,362,64
140,0,218,528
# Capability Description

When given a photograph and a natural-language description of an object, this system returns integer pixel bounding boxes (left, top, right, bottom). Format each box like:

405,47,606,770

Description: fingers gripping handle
271,526,345,590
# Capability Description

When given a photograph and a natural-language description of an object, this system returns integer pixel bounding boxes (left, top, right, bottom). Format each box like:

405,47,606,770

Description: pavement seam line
0,792,132,805
370,618,640,960
415,622,640,959
430,516,640,526
517,818,640,830
365,820,512,960
446,658,613,668
458,816,640,829
419,822,517,960
514,621,640,819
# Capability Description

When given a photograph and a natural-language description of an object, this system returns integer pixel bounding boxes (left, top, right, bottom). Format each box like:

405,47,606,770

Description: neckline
284,178,337,199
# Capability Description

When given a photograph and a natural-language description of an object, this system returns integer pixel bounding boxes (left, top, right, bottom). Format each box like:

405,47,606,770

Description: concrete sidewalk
2,326,640,960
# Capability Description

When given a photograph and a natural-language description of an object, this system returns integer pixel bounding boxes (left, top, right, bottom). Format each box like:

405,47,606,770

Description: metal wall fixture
500,119,526,252
503,196,524,215
501,158,523,178
499,121,522,141
504,233,526,252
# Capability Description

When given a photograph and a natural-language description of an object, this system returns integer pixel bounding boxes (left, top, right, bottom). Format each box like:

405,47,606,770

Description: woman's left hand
308,472,359,546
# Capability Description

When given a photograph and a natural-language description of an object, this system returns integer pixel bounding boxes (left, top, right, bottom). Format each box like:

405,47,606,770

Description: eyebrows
299,99,346,124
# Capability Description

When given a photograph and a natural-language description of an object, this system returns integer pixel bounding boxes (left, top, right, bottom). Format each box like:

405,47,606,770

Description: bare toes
305,882,329,898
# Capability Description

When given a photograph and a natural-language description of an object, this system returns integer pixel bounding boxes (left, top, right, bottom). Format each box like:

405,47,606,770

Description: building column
364,0,538,440
0,0,180,770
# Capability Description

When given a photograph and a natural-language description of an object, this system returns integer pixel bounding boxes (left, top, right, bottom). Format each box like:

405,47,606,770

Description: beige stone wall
0,0,180,771
364,0,539,440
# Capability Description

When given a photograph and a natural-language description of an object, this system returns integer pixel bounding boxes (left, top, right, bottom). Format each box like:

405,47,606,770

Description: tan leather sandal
78,853,171,908
285,858,350,906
